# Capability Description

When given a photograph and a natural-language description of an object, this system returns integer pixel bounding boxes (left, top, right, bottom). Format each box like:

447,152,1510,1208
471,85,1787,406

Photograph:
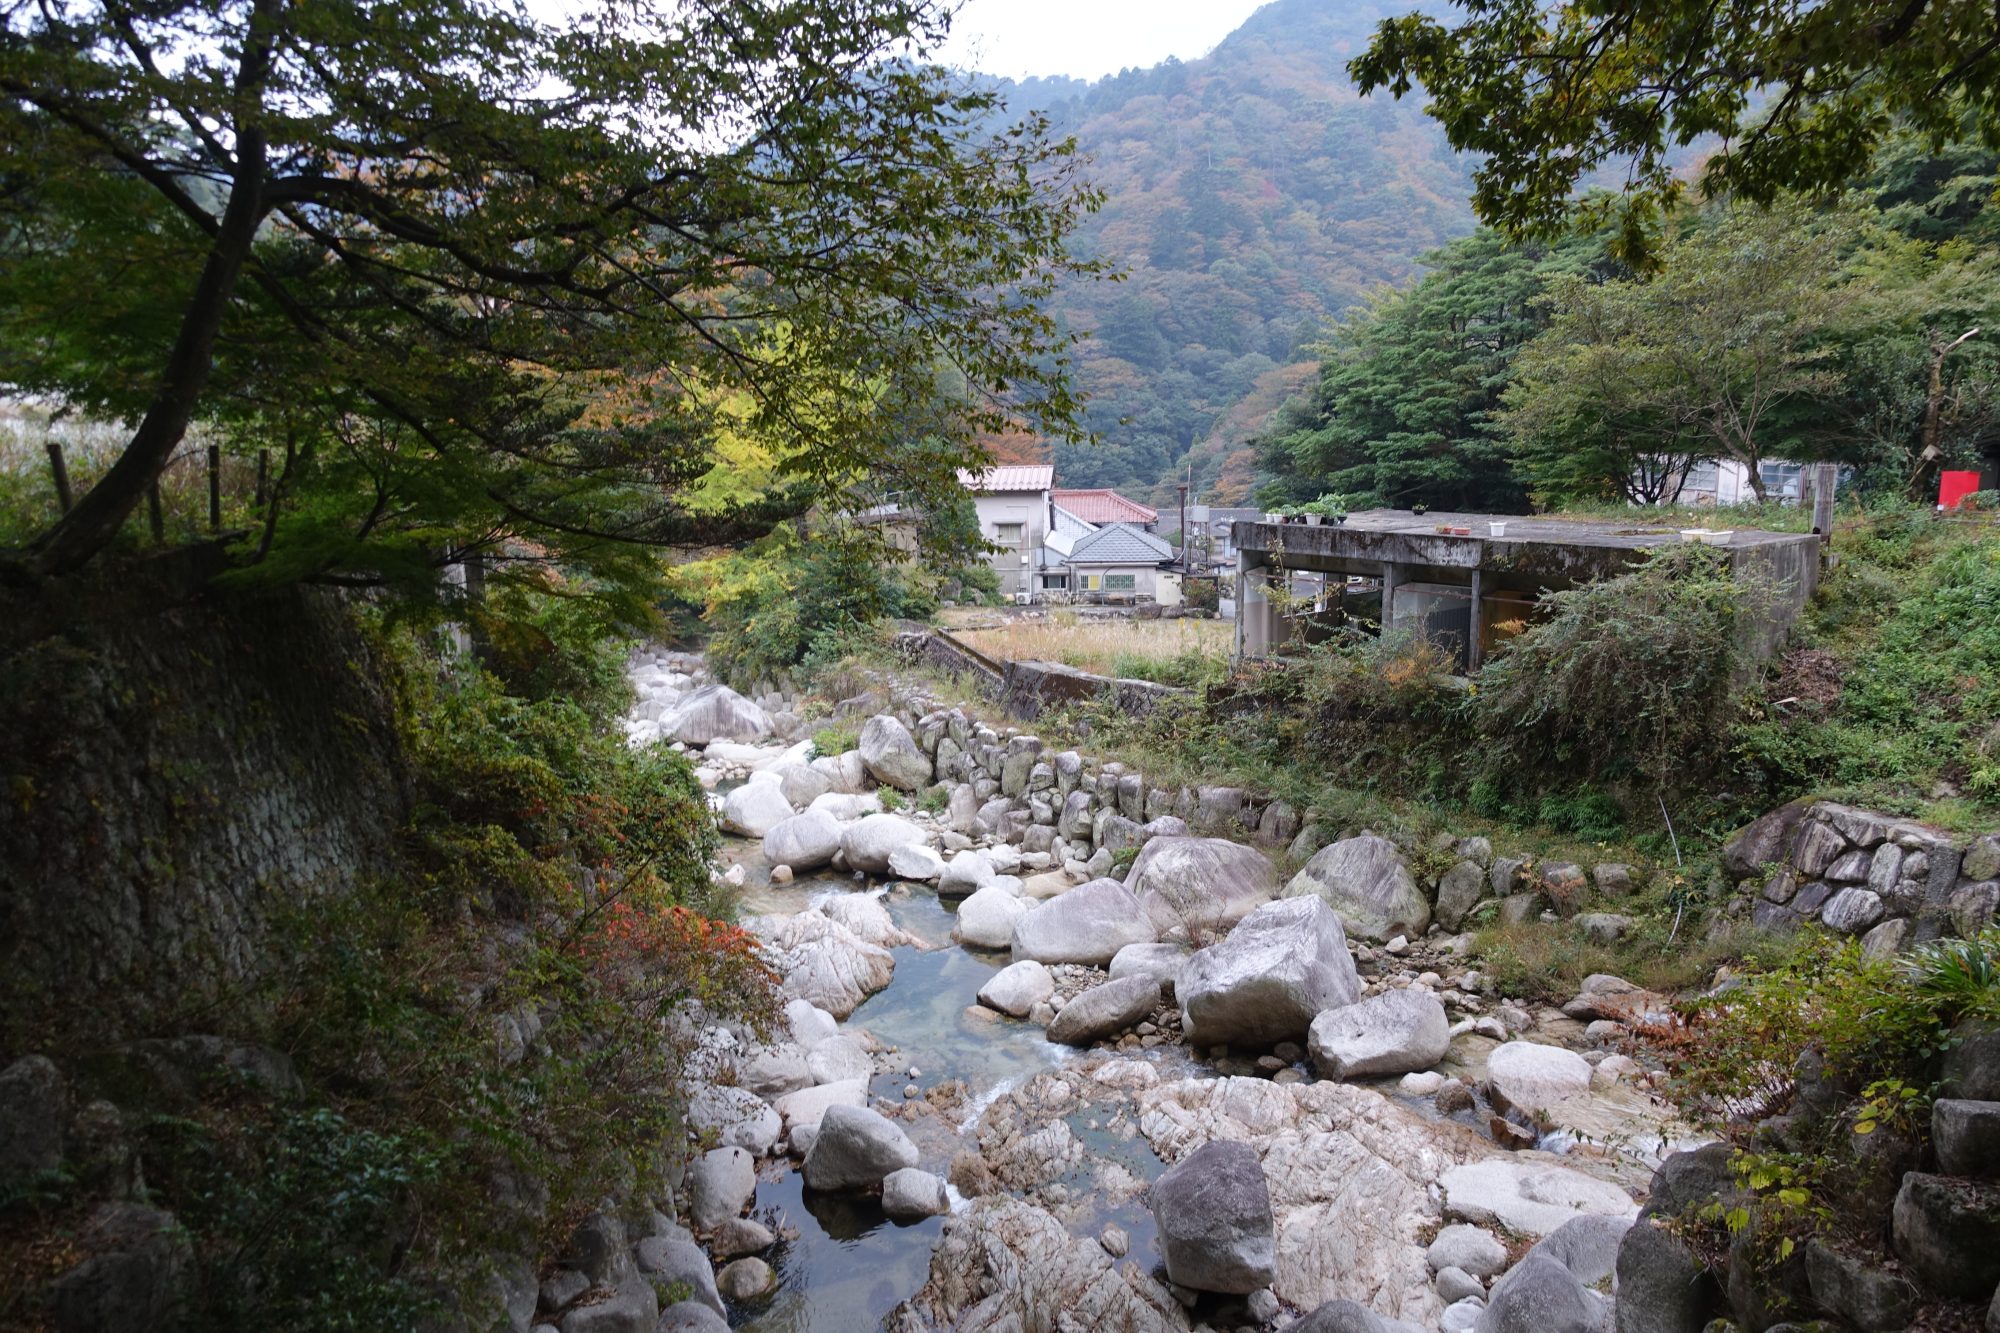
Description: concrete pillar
1237,562,1278,657
1467,567,1485,674
1234,565,1249,658
1379,561,1403,633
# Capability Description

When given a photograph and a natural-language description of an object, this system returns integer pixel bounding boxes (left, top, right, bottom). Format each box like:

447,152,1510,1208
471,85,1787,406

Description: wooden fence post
207,445,221,532
45,442,72,513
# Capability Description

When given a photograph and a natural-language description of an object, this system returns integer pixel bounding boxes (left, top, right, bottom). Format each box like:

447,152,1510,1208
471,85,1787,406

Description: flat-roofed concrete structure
1232,510,1821,670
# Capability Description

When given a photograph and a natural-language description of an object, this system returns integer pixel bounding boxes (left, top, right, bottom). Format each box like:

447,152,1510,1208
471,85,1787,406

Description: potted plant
1302,493,1349,527
1411,502,1428,517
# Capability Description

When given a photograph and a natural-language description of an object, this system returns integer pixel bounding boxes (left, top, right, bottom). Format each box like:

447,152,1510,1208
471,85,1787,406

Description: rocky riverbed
527,649,1712,1333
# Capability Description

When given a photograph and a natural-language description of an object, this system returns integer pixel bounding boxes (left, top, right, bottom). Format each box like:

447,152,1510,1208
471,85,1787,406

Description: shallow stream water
729,874,1117,1330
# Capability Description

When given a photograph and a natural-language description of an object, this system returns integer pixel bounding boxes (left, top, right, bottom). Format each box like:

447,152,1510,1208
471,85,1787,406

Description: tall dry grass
954,613,1230,675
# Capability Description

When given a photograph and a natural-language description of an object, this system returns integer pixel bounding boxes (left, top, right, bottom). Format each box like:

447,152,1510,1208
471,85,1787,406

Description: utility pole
1177,481,1189,581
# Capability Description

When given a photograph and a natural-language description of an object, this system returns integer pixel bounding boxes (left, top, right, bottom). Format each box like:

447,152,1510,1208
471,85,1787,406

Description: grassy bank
944,610,1231,685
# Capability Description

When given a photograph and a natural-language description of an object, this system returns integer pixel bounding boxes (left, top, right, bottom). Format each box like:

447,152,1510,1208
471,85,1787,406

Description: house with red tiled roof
1050,487,1159,530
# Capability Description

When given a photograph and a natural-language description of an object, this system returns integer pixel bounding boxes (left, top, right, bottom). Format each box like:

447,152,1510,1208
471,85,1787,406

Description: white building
1671,459,1809,505
959,467,1182,603
960,465,1053,598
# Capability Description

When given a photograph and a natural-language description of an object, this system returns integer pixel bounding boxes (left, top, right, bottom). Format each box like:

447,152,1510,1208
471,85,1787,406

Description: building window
1103,573,1136,591
1758,460,1805,500
1079,574,1099,590
1684,461,1718,493
993,523,1024,546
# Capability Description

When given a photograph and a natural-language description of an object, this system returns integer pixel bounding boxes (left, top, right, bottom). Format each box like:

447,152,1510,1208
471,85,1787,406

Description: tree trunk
28,153,266,575
1911,328,1980,503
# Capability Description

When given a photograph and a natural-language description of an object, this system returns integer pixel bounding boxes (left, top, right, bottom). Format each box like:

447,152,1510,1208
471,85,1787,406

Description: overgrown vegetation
1657,930,2000,1307
2,599,775,1329
674,512,984,688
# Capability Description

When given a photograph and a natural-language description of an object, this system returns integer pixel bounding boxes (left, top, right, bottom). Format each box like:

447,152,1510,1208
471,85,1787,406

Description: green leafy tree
1257,226,1617,511
1352,0,2000,256
0,0,1102,586
1505,203,1865,501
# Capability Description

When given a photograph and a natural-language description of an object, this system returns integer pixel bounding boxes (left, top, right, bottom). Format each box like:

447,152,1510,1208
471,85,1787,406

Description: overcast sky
935,0,1271,82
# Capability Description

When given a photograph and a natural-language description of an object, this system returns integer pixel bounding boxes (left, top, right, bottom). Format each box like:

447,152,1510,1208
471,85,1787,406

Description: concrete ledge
893,629,1186,720
998,658,1184,720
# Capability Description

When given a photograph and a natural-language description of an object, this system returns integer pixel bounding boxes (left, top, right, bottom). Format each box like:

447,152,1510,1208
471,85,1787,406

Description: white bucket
1489,521,1508,537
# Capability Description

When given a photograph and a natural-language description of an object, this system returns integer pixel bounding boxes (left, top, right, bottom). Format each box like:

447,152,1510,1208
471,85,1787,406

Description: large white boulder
1047,975,1161,1046
1284,835,1431,942
819,891,904,947
689,1145,756,1228
771,1078,868,1134
977,960,1055,1017
802,1103,920,1190
956,884,1032,951
858,715,934,792
810,750,869,794
1010,878,1157,966
664,684,773,746
939,850,996,900
887,842,946,882
782,999,838,1051
775,761,836,809
1178,896,1361,1048
687,1082,781,1155
1126,836,1280,936
809,790,882,821
1440,1160,1638,1237
763,809,843,871
1307,989,1450,1080
750,908,894,1018
1485,1042,1593,1115
806,1035,873,1086
881,1167,951,1221
720,779,796,837
841,813,928,874
1109,942,1192,997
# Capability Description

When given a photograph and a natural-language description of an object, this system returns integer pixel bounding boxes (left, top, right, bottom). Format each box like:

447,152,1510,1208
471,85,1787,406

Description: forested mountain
979,0,1474,503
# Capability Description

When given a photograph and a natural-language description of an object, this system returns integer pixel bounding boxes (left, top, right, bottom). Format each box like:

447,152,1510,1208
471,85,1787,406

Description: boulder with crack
1177,896,1361,1047
1125,835,1280,936
749,908,895,1018
885,1195,1191,1333
1137,1076,1505,1326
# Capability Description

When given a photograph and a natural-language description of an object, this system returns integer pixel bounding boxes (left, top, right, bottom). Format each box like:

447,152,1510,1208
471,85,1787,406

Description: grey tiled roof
1066,522,1174,566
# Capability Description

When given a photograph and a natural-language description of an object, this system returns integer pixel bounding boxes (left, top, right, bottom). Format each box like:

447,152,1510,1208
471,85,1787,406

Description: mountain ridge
975,0,1475,506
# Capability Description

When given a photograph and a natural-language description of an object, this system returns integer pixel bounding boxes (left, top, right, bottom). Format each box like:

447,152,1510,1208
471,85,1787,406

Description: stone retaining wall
1724,799,2000,949
0,557,409,1030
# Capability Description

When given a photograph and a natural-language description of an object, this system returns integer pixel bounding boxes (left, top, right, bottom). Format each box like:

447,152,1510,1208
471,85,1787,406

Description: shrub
811,723,858,759
1669,936,1950,1125
1471,544,1754,802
